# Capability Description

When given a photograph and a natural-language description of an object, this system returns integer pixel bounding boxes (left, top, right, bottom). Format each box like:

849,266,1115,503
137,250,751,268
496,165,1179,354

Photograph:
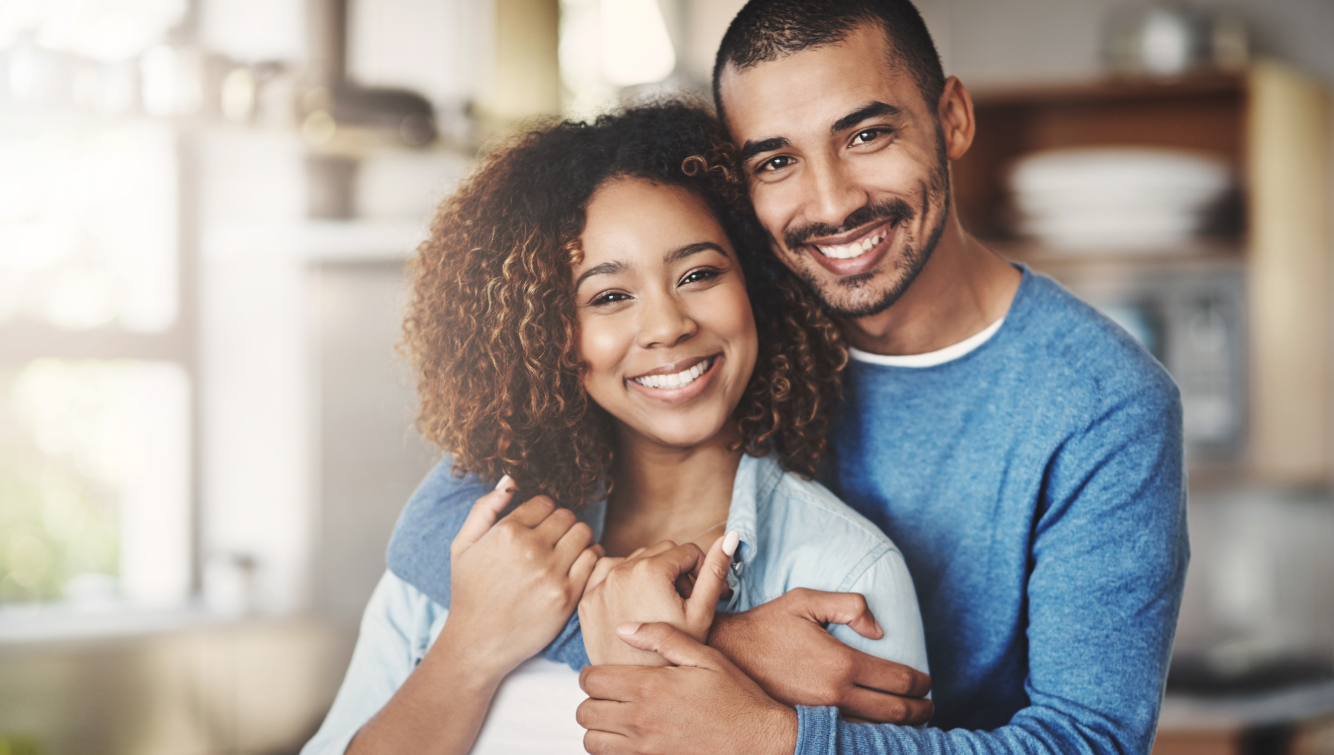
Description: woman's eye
590,291,631,306
758,155,794,173
680,268,721,286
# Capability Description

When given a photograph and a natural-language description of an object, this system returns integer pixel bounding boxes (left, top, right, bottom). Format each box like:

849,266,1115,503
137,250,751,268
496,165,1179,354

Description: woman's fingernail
617,622,642,636
495,474,514,491
722,530,740,557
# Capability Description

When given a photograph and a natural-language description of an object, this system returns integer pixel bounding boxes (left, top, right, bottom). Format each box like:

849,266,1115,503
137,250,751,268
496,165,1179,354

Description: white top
849,316,1005,368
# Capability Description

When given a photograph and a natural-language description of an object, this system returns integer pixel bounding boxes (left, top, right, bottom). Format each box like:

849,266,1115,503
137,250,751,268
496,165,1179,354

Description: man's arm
386,459,931,718
580,390,1188,755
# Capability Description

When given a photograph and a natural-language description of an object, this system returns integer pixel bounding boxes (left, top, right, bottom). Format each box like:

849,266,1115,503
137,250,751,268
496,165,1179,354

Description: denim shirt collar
580,451,780,589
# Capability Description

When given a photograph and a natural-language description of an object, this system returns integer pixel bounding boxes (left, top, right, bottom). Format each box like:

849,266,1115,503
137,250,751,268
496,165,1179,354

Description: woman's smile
626,353,723,402
573,177,758,451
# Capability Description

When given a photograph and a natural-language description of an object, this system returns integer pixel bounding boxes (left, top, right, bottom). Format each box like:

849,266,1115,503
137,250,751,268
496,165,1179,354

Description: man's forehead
718,24,922,140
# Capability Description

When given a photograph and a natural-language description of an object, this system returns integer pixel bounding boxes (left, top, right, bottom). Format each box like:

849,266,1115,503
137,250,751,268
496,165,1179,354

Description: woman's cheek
578,319,627,398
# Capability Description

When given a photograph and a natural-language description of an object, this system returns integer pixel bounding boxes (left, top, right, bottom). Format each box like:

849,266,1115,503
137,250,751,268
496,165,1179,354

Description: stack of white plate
1007,147,1233,252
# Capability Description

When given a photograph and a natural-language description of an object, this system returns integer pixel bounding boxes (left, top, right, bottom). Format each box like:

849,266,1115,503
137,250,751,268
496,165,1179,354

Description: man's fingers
838,686,934,726
792,588,883,640
685,531,737,626
854,656,933,699
582,729,632,755
579,663,651,701
451,476,516,555
615,621,722,669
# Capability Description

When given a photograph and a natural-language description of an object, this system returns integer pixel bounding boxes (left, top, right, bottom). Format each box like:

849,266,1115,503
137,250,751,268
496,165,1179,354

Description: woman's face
573,177,758,451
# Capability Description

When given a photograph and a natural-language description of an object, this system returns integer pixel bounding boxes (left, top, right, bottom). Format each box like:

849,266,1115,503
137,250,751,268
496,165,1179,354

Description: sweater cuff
795,705,839,755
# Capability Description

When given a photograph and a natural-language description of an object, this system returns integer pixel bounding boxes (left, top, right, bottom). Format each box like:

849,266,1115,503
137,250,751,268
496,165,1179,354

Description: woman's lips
626,355,722,403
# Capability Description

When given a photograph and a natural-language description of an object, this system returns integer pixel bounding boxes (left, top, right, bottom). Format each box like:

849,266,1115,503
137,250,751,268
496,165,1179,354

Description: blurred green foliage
0,363,119,605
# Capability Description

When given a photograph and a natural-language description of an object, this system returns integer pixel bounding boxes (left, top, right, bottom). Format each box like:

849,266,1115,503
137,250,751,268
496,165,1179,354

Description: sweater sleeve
795,388,1189,755
385,458,590,670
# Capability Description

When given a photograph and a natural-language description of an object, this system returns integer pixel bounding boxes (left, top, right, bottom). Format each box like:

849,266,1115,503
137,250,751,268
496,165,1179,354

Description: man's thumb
615,622,721,669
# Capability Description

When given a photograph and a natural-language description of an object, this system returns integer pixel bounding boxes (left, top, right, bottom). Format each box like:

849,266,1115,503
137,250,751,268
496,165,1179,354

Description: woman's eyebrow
574,260,626,291
665,241,727,263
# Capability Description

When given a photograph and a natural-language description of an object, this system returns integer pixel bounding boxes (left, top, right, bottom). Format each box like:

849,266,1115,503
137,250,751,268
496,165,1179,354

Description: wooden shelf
957,64,1332,484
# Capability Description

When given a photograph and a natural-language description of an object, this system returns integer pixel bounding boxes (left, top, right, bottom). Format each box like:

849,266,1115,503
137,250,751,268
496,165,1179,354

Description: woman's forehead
577,178,728,267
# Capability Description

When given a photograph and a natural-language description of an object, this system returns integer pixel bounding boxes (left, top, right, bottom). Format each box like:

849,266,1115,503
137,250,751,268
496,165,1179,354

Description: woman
302,102,928,755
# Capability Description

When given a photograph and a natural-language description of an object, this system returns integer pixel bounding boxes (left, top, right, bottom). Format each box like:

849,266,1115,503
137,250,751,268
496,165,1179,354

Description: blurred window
0,4,193,609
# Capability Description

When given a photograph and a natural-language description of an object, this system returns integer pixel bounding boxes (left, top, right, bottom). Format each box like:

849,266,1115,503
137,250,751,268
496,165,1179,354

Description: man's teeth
633,359,712,390
817,230,886,260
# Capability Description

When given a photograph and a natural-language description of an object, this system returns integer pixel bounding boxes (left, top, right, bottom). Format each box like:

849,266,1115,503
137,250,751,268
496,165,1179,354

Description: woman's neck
601,426,742,557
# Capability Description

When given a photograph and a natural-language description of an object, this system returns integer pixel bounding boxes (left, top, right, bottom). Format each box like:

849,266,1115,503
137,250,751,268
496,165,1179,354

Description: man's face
719,23,950,318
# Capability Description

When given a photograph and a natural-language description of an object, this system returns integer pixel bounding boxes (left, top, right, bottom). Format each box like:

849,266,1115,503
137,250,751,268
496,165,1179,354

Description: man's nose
805,157,868,230
637,293,697,349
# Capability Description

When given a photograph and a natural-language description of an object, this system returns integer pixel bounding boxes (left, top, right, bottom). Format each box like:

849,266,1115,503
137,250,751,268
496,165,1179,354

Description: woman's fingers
451,475,516,557
533,504,578,543
554,520,595,565
587,555,623,591
505,494,558,528
685,531,737,627
569,545,603,587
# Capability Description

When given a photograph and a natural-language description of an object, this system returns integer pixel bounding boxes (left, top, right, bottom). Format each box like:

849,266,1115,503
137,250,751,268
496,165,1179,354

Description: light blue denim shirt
303,453,929,754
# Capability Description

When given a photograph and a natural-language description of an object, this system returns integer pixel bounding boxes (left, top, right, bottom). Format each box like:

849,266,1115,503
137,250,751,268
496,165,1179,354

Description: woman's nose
637,294,697,349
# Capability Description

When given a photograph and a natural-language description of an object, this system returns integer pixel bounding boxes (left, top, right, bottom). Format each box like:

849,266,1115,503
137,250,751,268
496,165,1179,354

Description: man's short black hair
712,0,945,120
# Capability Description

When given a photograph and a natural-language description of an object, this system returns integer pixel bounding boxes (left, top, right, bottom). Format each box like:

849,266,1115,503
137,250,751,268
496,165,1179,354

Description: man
386,0,1188,753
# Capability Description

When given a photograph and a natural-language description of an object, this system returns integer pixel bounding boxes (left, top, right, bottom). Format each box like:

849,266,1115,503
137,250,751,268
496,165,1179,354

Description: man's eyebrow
831,101,901,134
739,136,790,162
665,241,727,264
574,260,626,291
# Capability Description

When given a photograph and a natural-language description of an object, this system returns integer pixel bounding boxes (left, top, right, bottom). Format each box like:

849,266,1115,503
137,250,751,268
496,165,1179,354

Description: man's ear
938,76,976,161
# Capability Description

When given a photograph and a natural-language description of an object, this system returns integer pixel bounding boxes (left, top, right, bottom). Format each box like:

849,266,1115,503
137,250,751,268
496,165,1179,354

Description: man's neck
847,215,1021,356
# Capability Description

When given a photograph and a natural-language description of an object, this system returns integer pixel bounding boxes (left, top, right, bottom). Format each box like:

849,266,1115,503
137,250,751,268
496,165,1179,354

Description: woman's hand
442,476,605,679
579,532,737,666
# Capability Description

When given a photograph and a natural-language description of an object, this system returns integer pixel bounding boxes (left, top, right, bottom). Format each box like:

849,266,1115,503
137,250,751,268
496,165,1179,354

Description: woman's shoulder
740,455,906,596
364,570,451,651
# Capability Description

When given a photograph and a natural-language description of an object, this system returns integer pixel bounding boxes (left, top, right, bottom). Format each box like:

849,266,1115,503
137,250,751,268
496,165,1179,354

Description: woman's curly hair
402,101,847,507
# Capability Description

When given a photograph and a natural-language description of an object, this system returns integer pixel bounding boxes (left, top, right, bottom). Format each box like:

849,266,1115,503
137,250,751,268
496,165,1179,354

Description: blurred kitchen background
0,0,1331,753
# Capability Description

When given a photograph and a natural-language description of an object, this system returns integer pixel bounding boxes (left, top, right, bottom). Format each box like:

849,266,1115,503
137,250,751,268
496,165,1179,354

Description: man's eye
852,129,885,145
590,291,631,306
759,155,794,172
680,268,721,286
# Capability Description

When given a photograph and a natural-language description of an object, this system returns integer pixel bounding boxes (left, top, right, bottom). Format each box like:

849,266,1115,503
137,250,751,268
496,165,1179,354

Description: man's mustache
783,198,915,251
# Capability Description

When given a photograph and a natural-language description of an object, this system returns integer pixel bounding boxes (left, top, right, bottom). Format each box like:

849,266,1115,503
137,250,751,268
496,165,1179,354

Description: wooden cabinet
955,63,1332,483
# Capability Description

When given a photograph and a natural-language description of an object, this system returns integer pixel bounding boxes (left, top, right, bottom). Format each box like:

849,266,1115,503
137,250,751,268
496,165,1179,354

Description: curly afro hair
402,100,847,507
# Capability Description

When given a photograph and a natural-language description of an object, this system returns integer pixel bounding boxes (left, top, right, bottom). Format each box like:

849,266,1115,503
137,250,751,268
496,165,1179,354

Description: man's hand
579,534,737,666
710,588,933,724
578,622,797,755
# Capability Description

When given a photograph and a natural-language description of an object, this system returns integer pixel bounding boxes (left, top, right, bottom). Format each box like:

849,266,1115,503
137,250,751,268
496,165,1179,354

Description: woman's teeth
817,230,886,260
632,358,712,390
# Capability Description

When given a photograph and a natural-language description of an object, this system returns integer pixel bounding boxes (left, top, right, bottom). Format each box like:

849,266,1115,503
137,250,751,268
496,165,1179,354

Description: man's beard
779,135,951,320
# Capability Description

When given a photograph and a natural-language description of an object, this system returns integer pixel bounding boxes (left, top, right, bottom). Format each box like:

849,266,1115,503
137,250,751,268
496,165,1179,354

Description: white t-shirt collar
848,315,1006,368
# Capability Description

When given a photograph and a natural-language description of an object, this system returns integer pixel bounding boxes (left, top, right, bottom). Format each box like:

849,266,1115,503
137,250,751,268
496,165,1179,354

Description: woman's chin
620,414,732,452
